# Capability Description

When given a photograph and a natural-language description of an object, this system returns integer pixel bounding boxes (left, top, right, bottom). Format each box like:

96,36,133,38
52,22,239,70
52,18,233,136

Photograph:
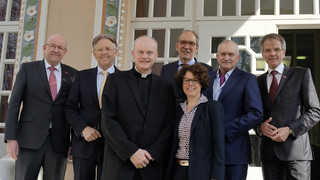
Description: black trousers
15,134,67,180
262,156,311,180
73,138,104,180
172,163,189,180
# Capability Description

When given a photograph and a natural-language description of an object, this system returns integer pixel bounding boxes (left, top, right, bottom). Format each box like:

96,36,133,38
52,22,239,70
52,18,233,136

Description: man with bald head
205,40,263,180
100,36,176,180
5,34,78,180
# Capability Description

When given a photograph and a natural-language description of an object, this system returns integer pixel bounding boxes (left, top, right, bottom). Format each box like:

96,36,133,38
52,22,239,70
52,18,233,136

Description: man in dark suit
5,34,77,180
100,35,176,180
65,34,119,180
204,40,263,180
257,33,320,180
160,30,213,102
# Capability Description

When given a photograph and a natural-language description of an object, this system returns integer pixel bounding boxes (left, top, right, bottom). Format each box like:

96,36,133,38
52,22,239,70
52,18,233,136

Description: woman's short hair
175,63,210,92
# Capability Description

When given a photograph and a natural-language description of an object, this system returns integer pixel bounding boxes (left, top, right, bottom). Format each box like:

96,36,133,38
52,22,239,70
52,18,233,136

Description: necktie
269,70,278,103
49,67,57,100
220,74,226,86
99,71,108,108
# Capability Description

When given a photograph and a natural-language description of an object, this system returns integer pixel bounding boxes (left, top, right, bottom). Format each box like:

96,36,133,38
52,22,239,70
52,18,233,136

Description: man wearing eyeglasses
160,30,213,103
65,34,120,180
257,33,320,180
205,40,263,180
5,34,78,180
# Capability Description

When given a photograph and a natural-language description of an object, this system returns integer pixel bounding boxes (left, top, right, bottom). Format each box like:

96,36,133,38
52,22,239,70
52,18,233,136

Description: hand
270,126,290,142
259,117,278,139
7,140,19,160
130,149,153,169
68,146,73,160
82,126,101,142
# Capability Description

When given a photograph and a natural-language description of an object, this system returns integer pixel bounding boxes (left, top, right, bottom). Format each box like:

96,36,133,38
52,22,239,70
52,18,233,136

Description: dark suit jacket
65,66,119,158
257,66,320,161
5,60,77,153
100,68,176,180
204,67,263,164
166,99,225,180
160,59,214,102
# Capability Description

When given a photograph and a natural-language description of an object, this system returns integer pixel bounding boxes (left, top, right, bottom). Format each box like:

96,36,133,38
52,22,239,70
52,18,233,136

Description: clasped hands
130,148,153,169
259,117,290,142
82,126,101,142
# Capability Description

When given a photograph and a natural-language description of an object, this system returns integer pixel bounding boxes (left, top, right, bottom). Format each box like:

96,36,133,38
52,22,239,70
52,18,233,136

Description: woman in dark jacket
166,64,225,180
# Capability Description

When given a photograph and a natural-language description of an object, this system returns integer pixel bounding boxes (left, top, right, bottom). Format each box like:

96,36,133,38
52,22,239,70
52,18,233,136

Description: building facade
1,0,320,177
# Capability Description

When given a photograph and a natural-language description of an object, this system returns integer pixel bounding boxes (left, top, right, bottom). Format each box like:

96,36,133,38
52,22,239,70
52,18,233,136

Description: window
211,36,264,73
0,0,22,132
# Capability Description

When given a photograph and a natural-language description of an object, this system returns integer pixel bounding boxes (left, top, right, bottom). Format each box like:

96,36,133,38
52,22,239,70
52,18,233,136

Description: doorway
279,29,320,179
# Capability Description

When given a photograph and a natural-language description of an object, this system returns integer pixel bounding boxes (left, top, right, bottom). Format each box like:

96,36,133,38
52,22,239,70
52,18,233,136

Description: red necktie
49,67,57,100
220,74,226,86
269,70,278,103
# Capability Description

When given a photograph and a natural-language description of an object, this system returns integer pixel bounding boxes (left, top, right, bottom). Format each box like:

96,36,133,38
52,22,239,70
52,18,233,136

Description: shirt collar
216,67,235,78
134,66,152,78
97,65,115,75
268,63,284,75
180,94,208,109
44,59,61,71
178,58,196,66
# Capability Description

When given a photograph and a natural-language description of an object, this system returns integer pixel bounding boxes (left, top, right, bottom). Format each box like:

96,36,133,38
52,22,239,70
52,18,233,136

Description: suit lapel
90,68,99,106
219,68,241,101
273,66,291,103
37,60,52,99
169,62,178,82
190,103,203,132
126,69,146,116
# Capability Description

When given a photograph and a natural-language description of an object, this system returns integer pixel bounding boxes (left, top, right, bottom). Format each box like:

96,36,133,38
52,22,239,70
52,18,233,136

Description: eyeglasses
95,47,117,53
45,44,66,51
183,78,199,84
178,40,196,47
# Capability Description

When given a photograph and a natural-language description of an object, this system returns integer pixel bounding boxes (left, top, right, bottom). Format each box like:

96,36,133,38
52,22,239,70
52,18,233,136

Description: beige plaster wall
46,0,96,71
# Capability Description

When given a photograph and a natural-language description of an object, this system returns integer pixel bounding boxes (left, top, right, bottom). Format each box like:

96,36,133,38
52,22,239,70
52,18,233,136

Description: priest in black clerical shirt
100,35,176,180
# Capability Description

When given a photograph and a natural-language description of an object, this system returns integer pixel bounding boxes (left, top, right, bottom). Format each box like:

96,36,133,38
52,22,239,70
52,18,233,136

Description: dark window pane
152,63,164,76
241,0,255,15
10,0,22,21
211,37,226,53
0,96,9,129
211,58,219,70
296,33,313,68
300,0,313,14
280,0,293,14
3,64,14,90
134,30,147,40
169,29,182,57
154,0,166,17
6,33,17,59
136,0,149,17
171,0,184,16
204,0,217,16
231,37,245,45
261,1,274,15
223,0,236,16
152,30,165,57
250,37,263,53
0,0,7,21
0,33,3,60
237,50,251,72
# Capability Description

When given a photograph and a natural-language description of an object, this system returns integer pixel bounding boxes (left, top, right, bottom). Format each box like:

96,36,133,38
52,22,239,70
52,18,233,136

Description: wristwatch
289,128,294,136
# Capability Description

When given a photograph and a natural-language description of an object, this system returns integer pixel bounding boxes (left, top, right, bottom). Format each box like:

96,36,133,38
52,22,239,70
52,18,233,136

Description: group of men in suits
4,30,320,180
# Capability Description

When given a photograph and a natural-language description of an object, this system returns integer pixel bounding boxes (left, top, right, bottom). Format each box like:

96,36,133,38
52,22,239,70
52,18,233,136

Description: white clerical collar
134,66,152,78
